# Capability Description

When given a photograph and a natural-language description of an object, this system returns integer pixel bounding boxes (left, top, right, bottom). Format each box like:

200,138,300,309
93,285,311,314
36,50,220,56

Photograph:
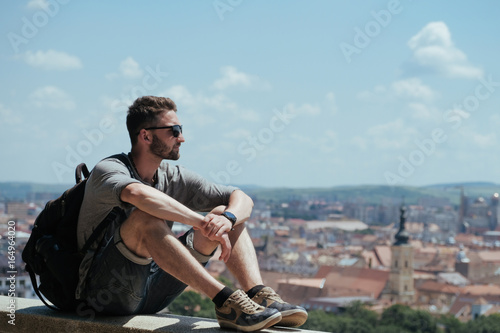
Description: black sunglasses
138,125,183,137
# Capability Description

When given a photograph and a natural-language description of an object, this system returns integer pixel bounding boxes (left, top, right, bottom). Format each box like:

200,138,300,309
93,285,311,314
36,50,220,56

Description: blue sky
1,0,500,188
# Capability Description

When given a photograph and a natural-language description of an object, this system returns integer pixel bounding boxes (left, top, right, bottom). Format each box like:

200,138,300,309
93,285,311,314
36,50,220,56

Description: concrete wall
0,296,325,333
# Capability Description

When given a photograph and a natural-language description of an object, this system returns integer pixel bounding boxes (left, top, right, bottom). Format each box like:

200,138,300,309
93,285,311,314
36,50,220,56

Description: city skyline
1,1,500,188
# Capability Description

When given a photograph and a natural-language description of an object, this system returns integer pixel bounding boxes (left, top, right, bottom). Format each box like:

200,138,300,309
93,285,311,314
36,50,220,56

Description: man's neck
129,150,161,185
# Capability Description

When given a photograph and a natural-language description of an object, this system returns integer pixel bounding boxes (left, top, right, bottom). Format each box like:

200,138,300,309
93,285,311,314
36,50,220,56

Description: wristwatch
221,211,237,230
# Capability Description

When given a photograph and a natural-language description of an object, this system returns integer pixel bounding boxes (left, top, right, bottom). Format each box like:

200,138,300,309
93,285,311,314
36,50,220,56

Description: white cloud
358,78,436,103
106,57,143,80
26,0,49,10
284,102,321,116
290,130,338,153
367,119,418,149
101,95,126,113
119,57,143,79
407,21,483,79
408,103,438,121
324,92,338,114
225,129,253,140
212,66,271,90
490,114,500,127
162,85,261,125
165,85,195,108
319,130,338,153
0,104,23,126
391,78,436,101
351,136,368,150
456,128,497,149
29,86,76,110
23,50,82,71
471,132,496,148
202,93,238,112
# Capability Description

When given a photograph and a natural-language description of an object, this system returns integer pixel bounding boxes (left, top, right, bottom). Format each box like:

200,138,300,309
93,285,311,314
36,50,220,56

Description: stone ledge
0,296,326,333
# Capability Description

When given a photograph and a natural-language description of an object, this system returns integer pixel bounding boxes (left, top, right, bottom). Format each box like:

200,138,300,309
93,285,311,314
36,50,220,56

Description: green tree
301,310,334,331
168,290,215,318
301,310,353,332
380,304,437,333
465,313,500,333
344,319,375,333
302,308,376,333
344,300,378,326
216,275,236,290
438,314,464,333
375,325,411,333
380,304,412,327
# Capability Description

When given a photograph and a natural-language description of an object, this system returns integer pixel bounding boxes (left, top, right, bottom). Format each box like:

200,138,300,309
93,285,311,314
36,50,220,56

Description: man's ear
138,129,152,143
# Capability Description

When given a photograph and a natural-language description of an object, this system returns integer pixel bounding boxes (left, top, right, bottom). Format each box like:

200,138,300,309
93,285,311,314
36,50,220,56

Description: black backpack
22,154,131,311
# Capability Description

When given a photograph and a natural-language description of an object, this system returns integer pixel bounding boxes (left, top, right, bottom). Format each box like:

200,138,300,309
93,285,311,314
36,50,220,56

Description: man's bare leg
118,209,282,331
225,223,264,290
193,205,263,290
196,207,308,328
119,209,224,299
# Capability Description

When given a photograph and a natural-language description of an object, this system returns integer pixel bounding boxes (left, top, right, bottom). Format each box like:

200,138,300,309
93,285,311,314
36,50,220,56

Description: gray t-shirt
75,153,237,298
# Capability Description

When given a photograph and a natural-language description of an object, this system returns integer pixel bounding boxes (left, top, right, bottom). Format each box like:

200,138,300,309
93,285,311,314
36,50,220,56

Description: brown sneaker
251,287,308,327
216,289,282,332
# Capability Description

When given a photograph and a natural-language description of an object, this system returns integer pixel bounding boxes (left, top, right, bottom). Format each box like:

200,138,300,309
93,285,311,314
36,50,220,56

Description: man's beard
150,134,180,160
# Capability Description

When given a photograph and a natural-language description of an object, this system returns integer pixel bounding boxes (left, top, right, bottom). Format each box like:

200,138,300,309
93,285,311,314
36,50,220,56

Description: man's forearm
224,190,254,226
121,183,204,228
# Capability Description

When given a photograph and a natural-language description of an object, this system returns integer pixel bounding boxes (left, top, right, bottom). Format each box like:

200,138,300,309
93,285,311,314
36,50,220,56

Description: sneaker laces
257,288,285,303
232,290,262,314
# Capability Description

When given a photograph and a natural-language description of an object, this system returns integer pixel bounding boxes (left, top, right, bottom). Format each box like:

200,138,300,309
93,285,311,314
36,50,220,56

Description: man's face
148,110,185,160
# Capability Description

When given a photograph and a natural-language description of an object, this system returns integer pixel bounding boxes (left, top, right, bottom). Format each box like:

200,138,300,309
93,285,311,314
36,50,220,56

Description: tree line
168,293,500,333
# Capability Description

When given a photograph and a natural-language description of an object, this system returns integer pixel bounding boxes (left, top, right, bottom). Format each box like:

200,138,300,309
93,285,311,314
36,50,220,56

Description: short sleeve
162,165,239,212
87,157,142,209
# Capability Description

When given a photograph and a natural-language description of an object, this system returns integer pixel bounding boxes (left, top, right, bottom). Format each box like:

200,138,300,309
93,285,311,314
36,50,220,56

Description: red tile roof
477,251,500,262
361,250,382,268
449,294,500,319
374,245,392,268
417,280,460,294
315,266,390,299
461,284,500,296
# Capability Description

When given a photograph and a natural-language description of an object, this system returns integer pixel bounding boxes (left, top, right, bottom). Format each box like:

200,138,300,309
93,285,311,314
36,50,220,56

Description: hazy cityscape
1,180,500,328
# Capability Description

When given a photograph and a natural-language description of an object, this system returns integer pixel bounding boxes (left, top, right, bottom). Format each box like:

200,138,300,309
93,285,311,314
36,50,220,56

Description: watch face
223,211,237,223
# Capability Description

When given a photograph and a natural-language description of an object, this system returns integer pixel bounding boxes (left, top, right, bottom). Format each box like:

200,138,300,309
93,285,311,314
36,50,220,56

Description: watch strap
221,211,237,230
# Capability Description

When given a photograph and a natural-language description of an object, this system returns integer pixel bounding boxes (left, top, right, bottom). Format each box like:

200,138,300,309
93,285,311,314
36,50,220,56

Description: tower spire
394,200,410,245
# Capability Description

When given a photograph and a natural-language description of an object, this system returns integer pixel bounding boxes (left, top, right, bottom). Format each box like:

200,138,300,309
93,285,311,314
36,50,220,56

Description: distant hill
422,181,500,189
1,181,500,205
244,183,500,205
0,182,71,201
421,182,500,202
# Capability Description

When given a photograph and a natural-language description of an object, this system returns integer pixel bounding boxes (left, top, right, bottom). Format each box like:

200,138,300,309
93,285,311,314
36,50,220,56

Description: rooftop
417,280,461,294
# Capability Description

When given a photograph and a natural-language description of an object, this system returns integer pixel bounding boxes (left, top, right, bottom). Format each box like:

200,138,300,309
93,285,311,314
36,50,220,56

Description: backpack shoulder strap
80,208,121,253
26,265,60,311
75,163,90,184
108,153,134,176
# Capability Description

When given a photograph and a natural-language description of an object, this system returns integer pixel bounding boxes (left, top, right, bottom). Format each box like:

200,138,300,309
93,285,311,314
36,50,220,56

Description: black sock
212,287,234,308
246,285,265,299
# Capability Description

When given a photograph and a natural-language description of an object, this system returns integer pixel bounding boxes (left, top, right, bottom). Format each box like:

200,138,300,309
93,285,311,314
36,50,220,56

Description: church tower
386,204,415,304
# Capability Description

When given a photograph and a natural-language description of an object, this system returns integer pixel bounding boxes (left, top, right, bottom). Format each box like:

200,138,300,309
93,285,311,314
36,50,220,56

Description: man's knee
126,209,168,233
120,209,171,258
186,229,217,263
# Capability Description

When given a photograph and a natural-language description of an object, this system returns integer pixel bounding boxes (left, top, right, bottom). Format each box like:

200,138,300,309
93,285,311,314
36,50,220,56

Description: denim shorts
82,224,213,315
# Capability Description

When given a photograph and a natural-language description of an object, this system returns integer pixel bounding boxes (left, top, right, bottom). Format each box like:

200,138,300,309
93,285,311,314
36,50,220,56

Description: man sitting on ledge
75,95,307,332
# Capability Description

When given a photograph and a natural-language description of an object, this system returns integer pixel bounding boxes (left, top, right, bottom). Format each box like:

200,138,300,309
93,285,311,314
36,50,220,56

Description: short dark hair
126,96,177,145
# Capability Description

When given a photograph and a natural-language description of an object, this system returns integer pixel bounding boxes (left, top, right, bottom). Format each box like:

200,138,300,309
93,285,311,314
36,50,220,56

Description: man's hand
200,213,233,238
215,233,231,262
198,213,233,262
